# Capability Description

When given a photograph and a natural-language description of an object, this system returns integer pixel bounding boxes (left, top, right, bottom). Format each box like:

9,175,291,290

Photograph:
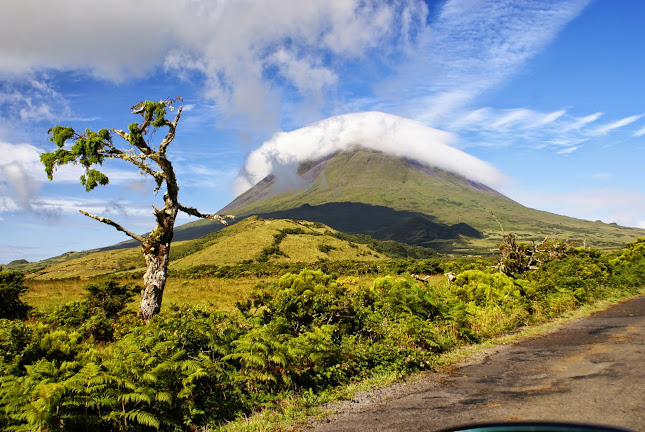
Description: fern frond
119,392,152,405
155,391,173,405
120,409,160,429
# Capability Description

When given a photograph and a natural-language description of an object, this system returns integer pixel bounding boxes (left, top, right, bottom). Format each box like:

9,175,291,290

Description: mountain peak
235,112,508,194
215,148,645,253
224,148,510,216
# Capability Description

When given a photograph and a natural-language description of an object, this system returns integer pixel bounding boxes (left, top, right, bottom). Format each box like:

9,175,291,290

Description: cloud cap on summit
236,111,509,195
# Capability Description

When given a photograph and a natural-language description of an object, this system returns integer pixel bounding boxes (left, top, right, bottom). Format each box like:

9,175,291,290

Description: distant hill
21,217,391,280
176,148,645,254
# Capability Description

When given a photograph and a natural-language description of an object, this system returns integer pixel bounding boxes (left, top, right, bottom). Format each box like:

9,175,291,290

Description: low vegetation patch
1,238,644,431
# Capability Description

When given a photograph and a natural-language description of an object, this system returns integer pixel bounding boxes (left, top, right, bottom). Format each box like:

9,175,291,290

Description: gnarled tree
41,98,233,321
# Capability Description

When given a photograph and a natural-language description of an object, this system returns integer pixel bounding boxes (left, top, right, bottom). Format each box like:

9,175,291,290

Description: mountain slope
25,217,386,280
180,149,644,253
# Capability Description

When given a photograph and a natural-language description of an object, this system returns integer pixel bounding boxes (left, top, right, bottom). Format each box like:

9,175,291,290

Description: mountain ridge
209,148,645,253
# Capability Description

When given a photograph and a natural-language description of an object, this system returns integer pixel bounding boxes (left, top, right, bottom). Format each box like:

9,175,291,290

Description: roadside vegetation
1,237,644,431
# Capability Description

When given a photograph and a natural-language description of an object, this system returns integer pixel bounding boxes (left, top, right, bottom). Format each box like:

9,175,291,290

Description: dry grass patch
277,235,382,262
29,248,144,280
25,279,96,312
163,277,261,312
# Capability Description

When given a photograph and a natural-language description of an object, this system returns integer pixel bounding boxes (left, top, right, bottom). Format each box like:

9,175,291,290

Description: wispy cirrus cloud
360,0,642,157
590,114,644,135
0,79,75,124
557,145,580,155
634,125,645,137
448,105,644,154
375,0,591,124
560,112,604,132
448,107,583,150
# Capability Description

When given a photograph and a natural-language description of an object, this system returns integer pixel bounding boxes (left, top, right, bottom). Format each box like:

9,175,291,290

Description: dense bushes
0,271,31,320
1,240,644,431
43,280,139,342
168,258,445,280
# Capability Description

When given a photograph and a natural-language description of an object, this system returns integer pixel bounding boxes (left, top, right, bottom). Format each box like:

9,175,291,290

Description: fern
120,409,161,429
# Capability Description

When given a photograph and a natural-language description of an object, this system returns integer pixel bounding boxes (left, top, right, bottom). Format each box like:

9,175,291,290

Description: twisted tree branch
178,203,235,225
159,106,182,156
112,129,130,142
112,127,153,155
79,210,145,243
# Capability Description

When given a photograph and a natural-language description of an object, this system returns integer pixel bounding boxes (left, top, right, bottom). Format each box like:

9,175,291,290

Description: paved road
306,296,645,432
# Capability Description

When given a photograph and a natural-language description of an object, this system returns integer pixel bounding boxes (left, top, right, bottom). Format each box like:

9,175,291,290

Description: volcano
176,148,644,254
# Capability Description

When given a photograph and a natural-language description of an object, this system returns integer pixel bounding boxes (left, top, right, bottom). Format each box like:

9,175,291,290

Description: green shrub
317,244,336,254
0,270,31,320
527,253,608,305
452,270,526,306
46,280,138,342
84,279,139,318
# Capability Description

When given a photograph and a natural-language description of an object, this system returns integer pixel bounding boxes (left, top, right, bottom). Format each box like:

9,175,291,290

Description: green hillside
190,149,645,253
22,217,386,280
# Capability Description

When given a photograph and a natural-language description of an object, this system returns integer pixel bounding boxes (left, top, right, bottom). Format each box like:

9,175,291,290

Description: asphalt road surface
306,296,645,432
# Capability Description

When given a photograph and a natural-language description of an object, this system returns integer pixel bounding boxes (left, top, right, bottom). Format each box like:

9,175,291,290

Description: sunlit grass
23,272,396,314
24,279,88,312
25,217,388,281
163,277,260,312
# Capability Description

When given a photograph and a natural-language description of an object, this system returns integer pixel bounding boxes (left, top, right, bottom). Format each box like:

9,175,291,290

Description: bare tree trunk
139,203,176,322
140,244,171,322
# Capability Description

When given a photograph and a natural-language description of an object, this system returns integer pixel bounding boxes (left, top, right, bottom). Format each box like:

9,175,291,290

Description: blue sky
1,0,644,264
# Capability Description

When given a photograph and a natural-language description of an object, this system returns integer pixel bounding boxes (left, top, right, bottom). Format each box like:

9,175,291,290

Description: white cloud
0,79,97,149
531,109,567,127
0,196,18,212
0,0,426,131
35,197,152,219
448,106,597,152
0,0,177,81
447,104,645,153
452,107,570,134
0,140,162,215
235,111,509,195
491,109,535,130
560,112,603,131
269,49,338,96
167,0,427,131
557,145,579,155
0,142,43,210
590,114,644,135
633,125,645,137
377,0,591,123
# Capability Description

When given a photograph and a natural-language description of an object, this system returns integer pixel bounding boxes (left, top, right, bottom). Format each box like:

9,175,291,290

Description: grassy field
24,277,261,313
24,273,392,313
